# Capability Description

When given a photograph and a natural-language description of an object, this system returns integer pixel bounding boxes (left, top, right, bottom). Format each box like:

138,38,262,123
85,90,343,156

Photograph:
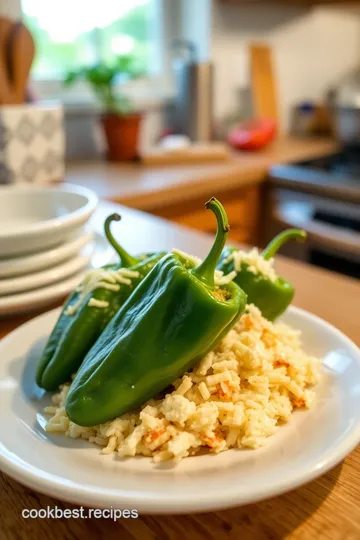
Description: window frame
20,0,178,108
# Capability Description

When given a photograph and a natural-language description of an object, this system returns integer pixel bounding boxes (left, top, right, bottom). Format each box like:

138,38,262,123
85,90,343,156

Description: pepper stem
191,198,230,287
262,229,307,260
104,213,138,268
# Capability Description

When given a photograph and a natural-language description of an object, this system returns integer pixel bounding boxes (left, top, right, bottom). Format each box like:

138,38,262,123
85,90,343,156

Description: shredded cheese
64,267,140,316
172,248,201,266
214,270,237,285
227,248,277,282
87,298,110,309
171,248,236,287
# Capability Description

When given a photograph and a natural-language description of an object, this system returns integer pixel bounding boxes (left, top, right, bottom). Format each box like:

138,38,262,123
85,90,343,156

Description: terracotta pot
100,113,142,162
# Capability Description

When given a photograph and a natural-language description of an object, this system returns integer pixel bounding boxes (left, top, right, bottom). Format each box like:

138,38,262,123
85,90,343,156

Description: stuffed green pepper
36,213,165,391
217,228,307,321
66,197,247,426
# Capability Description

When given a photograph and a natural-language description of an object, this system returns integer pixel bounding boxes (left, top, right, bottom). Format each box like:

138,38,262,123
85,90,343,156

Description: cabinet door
153,186,261,246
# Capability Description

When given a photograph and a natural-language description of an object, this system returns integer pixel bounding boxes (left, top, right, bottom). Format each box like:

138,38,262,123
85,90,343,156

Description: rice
45,304,321,463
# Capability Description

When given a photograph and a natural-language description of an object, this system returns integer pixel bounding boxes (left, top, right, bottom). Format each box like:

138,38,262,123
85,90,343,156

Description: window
21,0,156,80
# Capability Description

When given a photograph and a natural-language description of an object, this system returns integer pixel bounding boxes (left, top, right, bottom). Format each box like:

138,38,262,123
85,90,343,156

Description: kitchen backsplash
212,2,360,132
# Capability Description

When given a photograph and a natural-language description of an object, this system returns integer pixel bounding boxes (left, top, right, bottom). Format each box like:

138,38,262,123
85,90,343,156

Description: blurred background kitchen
1,0,360,280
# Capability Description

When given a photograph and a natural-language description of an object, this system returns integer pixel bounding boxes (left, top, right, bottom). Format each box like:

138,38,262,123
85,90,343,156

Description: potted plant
64,55,143,161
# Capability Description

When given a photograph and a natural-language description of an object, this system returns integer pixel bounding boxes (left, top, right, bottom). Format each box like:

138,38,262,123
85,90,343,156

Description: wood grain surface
1,201,360,540
65,138,338,212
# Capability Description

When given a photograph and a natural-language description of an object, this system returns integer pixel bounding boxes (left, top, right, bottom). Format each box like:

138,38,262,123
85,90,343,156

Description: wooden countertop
1,201,360,540
66,138,338,211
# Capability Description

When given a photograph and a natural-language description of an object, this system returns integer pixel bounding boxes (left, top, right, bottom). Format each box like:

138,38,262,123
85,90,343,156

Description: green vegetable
217,229,307,321
65,197,247,427
36,213,165,391
64,55,144,115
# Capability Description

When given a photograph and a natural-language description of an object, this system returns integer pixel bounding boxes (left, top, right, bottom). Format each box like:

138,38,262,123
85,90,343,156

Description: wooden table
1,201,360,540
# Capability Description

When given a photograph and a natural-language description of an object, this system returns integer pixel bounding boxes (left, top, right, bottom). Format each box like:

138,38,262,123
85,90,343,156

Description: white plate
0,306,359,513
0,234,114,316
0,253,92,296
0,231,94,278
0,184,98,257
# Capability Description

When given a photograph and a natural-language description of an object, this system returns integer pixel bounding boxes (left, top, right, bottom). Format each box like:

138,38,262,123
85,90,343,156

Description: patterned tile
0,162,14,185
43,149,60,174
0,122,11,151
21,155,38,182
15,115,36,146
0,106,65,184
39,112,59,139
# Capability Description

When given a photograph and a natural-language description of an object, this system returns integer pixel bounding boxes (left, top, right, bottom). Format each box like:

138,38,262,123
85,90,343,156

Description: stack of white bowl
0,184,100,316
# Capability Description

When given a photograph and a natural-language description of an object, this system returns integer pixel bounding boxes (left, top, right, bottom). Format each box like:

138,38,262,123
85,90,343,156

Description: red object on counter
228,118,276,151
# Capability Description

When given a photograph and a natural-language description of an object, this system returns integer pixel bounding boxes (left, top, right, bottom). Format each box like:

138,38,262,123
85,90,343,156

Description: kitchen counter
1,200,360,540
66,138,338,212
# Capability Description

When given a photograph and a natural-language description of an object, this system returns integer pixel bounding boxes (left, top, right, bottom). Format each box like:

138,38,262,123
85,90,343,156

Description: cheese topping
88,298,110,309
226,248,277,282
65,267,140,316
172,248,237,286
172,248,201,267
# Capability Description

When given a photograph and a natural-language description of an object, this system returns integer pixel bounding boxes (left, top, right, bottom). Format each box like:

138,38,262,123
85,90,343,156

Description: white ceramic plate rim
0,231,94,278
0,184,98,239
0,306,360,513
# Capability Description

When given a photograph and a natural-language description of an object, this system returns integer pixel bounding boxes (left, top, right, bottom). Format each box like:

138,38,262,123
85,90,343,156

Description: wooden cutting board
249,42,279,123
141,143,231,165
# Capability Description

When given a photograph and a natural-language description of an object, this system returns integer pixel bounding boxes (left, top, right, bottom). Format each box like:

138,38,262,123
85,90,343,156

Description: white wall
181,0,212,61
212,2,360,132
0,0,21,19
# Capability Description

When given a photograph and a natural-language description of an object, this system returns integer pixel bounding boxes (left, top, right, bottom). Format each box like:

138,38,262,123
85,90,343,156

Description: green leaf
63,70,80,87
63,53,143,112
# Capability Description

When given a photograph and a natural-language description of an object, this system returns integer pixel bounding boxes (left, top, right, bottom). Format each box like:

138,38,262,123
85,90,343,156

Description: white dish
0,233,114,316
0,231,94,278
0,272,85,316
0,253,92,296
0,184,98,257
0,306,359,513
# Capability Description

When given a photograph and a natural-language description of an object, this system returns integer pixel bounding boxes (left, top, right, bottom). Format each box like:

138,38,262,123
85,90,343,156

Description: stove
298,148,360,182
269,148,360,203
268,148,360,279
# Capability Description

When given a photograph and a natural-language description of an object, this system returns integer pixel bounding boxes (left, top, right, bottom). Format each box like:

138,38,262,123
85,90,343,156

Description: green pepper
217,228,307,321
65,197,247,427
36,213,166,391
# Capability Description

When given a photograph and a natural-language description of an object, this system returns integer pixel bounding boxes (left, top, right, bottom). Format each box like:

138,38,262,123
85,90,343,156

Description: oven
267,187,360,279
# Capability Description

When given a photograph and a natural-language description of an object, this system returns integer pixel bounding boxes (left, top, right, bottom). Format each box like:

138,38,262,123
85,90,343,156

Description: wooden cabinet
152,186,261,246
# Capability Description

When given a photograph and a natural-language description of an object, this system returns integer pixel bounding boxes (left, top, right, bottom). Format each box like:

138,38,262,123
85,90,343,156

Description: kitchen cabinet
65,138,338,249
151,185,261,245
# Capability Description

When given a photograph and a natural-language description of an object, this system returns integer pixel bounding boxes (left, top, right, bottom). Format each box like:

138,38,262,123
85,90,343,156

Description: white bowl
0,232,115,316
0,184,98,257
0,231,94,278
0,252,92,296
